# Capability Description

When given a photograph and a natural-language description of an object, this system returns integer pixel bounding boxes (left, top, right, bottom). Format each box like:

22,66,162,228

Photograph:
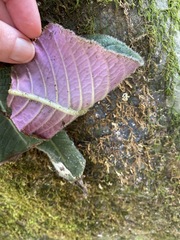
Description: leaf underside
8,23,143,139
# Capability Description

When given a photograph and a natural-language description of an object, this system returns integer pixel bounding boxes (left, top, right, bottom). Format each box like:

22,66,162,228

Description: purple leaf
7,23,143,139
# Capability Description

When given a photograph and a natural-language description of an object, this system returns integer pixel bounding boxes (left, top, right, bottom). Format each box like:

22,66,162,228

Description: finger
3,0,41,38
0,0,14,26
0,20,35,64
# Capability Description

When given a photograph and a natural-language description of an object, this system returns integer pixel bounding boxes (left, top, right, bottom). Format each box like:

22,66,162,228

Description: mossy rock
0,0,179,239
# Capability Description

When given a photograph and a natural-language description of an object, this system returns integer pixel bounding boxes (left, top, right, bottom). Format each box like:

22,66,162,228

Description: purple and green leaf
0,112,86,182
0,67,86,181
8,23,143,139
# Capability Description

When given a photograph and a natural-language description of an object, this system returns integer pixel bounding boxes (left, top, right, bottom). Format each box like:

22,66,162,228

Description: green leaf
0,67,42,163
85,34,144,65
0,67,11,113
36,131,86,182
0,113,42,163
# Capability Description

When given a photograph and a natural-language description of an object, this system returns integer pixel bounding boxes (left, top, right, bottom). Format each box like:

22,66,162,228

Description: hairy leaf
36,131,86,182
8,23,144,139
0,113,41,163
0,67,11,113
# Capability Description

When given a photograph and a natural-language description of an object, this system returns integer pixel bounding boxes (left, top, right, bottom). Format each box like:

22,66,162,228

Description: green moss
135,0,180,144
38,0,96,35
0,150,179,239
137,0,180,94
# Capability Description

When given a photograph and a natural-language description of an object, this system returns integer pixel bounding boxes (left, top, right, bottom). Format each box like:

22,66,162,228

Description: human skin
0,0,41,63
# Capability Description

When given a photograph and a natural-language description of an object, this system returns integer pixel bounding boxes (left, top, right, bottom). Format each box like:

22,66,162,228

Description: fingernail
10,38,35,63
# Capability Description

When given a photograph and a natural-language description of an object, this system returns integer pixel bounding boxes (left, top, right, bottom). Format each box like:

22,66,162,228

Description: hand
0,0,41,64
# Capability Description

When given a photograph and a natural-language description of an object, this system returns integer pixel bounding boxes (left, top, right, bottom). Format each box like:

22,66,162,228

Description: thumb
0,21,35,64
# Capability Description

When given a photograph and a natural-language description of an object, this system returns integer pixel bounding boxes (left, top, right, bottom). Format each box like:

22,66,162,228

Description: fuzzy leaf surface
0,113,41,163
8,23,144,139
0,67,11,113
36,130,86,182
